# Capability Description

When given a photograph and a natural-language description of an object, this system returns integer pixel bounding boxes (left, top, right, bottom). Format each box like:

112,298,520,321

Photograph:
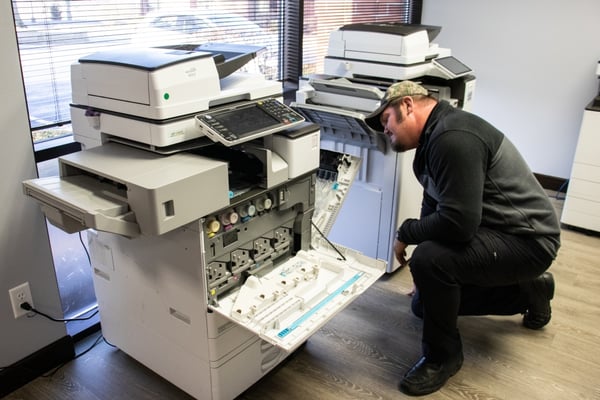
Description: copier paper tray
208,240,385,352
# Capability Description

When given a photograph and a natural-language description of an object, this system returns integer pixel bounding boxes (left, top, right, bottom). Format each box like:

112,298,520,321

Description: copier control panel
196,98,305,146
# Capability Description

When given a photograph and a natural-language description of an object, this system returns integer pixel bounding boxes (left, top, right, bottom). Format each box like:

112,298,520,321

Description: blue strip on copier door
277,272,364,338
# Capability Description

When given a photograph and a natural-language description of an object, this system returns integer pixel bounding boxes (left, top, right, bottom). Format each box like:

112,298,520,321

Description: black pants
408,227,557,363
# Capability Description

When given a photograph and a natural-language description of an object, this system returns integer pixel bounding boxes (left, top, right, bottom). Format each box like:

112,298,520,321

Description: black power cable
20,302,98,323
311,220,346,261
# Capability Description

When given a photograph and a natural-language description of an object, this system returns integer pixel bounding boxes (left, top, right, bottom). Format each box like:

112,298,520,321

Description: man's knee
410,241,441,281
410,241,461,290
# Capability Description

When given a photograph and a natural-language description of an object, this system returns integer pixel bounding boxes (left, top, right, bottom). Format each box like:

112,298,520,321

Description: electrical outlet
9,282,34,319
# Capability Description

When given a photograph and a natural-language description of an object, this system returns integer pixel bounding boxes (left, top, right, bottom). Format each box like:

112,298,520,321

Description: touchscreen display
435,56,471,75
213,104,279,136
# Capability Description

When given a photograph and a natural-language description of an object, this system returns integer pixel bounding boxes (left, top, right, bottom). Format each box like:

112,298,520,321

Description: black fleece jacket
397,101,560,257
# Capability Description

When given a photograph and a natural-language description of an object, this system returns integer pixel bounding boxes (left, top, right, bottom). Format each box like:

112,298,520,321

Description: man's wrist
396,228,403,242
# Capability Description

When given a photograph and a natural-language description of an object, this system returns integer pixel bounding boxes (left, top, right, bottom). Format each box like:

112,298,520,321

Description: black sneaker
522,272,555,330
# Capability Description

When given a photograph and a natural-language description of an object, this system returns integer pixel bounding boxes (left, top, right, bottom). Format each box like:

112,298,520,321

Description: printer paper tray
23,175,140,237
208,242,385,352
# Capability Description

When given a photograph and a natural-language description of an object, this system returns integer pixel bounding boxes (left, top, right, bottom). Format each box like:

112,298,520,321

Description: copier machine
23,44,385,399
292,23,476,272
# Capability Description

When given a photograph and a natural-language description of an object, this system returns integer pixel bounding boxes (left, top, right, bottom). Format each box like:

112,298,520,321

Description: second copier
293,23,476,272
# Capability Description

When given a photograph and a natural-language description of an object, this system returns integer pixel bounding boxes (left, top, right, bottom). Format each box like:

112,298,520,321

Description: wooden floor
5,195,600,400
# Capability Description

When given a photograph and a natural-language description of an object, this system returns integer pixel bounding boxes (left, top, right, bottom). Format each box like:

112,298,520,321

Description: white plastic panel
209,246,385,352
327,181,382,257
561,196,600,232
313,151,362,236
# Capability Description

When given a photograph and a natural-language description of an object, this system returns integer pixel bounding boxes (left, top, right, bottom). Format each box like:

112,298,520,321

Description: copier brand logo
185,67,197,78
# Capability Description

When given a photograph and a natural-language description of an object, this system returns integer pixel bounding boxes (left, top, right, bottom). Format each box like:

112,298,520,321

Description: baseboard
534,173,569,193
0,335,75,397
71,321,101,342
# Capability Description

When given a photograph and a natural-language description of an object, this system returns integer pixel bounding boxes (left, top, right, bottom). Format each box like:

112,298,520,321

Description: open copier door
207,244,384,352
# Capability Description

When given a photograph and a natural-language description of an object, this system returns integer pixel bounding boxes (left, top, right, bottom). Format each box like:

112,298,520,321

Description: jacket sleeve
420,190,437,218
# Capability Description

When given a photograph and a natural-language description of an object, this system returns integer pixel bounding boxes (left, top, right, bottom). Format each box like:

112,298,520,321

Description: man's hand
394,238,409,267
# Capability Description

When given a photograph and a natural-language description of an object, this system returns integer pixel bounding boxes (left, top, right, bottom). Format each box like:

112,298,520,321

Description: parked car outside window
131,9,278,79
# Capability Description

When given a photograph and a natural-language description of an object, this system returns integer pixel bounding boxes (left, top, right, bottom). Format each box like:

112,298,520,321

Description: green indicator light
164,93,170,100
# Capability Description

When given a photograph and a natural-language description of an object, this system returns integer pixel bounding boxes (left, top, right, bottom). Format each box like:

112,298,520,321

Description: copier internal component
313,149,362,237
202,177,305,305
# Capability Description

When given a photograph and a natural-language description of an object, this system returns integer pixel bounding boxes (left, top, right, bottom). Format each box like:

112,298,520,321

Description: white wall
0,1,67,367
423,0,600,179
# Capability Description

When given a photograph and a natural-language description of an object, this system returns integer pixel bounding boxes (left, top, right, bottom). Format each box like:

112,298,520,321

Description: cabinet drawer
572,110,600,165
567,176,600,201
570,162,600,182
561,196,600,231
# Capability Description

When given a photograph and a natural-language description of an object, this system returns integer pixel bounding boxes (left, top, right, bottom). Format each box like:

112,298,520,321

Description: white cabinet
562,108,600,232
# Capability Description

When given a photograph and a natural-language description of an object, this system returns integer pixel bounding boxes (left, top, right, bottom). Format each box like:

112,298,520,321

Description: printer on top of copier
70,43,289,151
328,22,443,66
324,22,474,82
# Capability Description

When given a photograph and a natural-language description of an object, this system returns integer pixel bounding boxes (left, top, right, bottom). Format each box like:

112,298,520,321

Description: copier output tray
292,102,387,152
208,239,386,352
22,143,230,237
23,175,139,237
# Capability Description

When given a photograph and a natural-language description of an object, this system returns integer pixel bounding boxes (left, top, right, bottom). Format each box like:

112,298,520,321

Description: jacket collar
419,100,453,146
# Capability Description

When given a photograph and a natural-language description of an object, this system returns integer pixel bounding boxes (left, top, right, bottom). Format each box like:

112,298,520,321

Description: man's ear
402,96,414,115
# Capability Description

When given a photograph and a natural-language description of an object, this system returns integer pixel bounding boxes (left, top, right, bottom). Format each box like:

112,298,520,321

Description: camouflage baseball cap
365,81,428,132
